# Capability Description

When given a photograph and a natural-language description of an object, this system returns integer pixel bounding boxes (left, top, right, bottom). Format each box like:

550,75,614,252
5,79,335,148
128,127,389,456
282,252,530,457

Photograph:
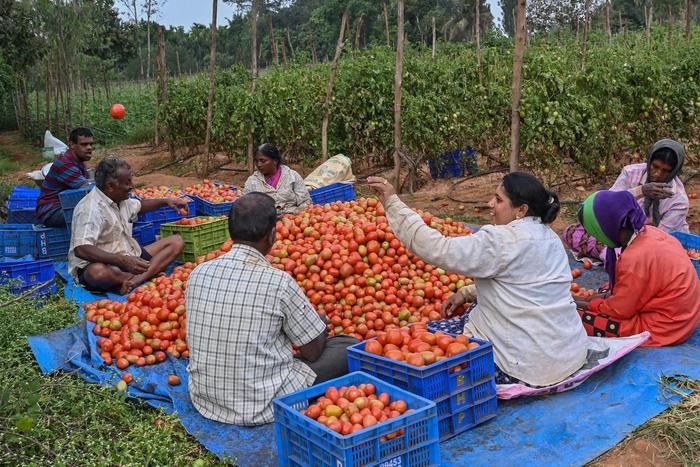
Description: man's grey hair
95,157,131,190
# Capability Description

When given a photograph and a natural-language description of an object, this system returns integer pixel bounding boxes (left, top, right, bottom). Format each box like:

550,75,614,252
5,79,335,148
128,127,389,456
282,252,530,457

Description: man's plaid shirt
185,243,326,425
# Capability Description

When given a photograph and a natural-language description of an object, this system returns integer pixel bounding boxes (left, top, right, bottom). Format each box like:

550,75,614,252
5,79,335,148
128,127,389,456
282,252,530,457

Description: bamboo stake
321,12,348,161
246,0,260,173
266,15,278,66
383,3,391,47
509,0,527,173
475,0,483,87
203,0,218,174
286,28,295,58
45,59,51,130
432,16,436,61
392,0,405,189
176,49,182,77
354,15,364,50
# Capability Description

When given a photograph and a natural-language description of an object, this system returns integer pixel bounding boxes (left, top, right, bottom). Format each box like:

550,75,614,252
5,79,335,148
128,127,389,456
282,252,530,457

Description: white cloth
243,165,311,215
384,194,589,387
185,244,327,425
68,188,142,278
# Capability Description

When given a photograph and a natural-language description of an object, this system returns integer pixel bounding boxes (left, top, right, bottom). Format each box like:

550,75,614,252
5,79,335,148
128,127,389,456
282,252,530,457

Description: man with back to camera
185,192,358,426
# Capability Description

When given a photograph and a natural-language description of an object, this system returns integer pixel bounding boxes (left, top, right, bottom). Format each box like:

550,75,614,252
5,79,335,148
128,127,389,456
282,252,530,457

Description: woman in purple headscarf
563,139,690,263
575,190,699,346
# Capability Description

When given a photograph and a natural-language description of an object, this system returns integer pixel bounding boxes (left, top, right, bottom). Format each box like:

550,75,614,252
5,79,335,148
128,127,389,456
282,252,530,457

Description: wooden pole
582,0,591,70
686,0,693,39
246,0,260,173
668,4,673,42
509,0,527,173
392,0,405,189
321,12,348,161
383,3,391,47
45,58,51,130
156,25,169,152
432,16,436,61
286,28,295,58
645,4,653,44
354,15,364,50
475,0,483,87
266,15,278,66
280,39,287,65
605,0,612,44
176,49,182,77
203,0,218,174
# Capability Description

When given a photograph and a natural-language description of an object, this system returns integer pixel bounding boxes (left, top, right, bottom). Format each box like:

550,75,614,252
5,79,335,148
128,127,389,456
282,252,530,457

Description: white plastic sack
304,154,355,190
43,130,68,156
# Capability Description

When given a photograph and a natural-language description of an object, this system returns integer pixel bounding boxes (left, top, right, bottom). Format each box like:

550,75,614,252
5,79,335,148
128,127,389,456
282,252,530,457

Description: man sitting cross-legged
69,157,186,294
185,192,358,426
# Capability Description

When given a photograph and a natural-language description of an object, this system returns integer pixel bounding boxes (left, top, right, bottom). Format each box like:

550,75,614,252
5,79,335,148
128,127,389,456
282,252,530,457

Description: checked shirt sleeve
279,276,326,347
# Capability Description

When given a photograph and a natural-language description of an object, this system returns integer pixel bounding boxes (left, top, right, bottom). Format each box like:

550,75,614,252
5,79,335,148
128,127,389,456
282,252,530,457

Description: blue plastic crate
11,186,40,195
274,371,440,467
137,196,196,228
309,182,356,205
437,396,498,441
434,379,496,419
671,231,700,278
0,258,55,294
37,227,71,259
133,222,156,247
193,196,235,216
8,208,39,224
8,186,40,204
347,336,495,400
428,148,478,179
59,185,93,225
0,224,42,257
8,187,40,209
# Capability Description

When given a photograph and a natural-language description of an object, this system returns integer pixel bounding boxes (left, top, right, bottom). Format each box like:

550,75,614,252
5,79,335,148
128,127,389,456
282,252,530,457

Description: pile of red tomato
132,186,188,199
86,262,194,370
363,322,480,368
301,383,409,438
174,216,224,226
87,197,478,370
267,198,476,340
184,180,239,204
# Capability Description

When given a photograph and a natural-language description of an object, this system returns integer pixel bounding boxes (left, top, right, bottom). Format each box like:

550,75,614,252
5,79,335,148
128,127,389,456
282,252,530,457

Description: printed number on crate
378,457,403,467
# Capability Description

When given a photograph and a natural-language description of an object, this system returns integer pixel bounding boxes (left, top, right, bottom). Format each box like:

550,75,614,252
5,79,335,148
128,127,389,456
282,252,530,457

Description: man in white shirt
185,192,357,425
69,157,187,294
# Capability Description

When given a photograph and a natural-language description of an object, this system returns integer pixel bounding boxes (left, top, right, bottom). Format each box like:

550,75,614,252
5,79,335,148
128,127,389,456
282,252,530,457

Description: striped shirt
36,149,89,222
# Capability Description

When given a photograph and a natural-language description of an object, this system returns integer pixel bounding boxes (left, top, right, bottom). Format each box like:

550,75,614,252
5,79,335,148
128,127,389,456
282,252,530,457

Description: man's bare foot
119,276,137,295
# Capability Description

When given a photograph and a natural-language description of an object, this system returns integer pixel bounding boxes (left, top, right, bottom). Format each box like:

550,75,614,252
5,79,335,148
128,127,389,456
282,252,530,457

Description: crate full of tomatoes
132,186,196,229
273,371,440,467
671,231,700,278
159,216,230,262
347,323,497,440
184,180,240,216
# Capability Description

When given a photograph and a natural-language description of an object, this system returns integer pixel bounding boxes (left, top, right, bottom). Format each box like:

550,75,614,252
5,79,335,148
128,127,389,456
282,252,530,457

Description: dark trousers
41,209,67,228
299,336,359,384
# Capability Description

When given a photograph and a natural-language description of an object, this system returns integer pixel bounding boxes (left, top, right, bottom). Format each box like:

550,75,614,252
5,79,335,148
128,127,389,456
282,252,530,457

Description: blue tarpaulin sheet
27,260,699,465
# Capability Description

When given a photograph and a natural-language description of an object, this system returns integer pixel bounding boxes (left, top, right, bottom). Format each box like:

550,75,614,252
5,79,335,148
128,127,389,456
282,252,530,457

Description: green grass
0,285,223,465
639,377,700,466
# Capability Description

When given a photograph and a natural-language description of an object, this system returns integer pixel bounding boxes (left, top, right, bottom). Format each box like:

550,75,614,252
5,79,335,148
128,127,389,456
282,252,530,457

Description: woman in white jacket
368,172,588,387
